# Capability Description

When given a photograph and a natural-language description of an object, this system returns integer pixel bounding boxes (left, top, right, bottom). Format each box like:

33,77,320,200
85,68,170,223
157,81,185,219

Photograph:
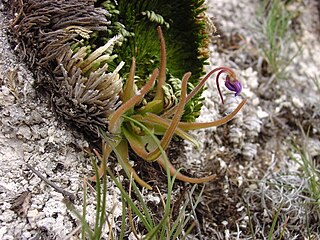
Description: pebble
292,96,304,108
222,220,228,226
0,210,15,222
27,110,43,124
252,97,260,106
16,126,32,140
1,86,10,95
47,127,56,143
256,107,269,119
27,209,40,228
242,67,259,89
0,226,7,239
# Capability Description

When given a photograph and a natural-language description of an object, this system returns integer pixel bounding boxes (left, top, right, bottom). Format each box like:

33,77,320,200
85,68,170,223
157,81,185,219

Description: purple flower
208,66,242,104
225,76,242,96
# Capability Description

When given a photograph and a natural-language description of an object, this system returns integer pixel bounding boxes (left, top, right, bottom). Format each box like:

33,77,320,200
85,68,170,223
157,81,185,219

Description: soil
1,0,320,239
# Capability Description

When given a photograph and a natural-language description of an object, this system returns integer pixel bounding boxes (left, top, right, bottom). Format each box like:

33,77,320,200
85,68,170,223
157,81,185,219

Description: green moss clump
95,0,210,122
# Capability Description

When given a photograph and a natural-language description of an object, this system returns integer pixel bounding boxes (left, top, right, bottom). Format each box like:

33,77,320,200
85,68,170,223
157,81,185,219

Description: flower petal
225,78,242,96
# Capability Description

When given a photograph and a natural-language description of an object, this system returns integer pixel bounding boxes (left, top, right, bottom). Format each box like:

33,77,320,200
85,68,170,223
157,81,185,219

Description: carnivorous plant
91,27,246,190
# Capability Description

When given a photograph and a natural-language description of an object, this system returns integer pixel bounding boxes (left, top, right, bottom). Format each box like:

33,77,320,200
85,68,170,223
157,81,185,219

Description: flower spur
91,26,247,189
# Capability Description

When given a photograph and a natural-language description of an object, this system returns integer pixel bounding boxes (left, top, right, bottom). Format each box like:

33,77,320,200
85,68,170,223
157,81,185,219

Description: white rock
256,107,269,119
222,220,228,226
0,226,7,239
42,198,67,217
16,126,32,140
252,97,260,106
22,231,31,239
218,159,227,169
242,67,259,89
27,208,38,217
26,209,41,229
236,176,243,187
292,96,304,108
47,127,56,143
0,210,15,222
37,216,70,239
128,232,144,240
143,193,161,204
1,86,10,96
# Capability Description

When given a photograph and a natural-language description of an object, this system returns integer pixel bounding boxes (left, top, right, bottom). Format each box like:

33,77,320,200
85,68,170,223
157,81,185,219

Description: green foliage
64,161,104,239
67,129,205,239
267,202,284,240
97,0,209,121
141,10,170,28
257,0,299,78
311,74,320,94
290,130,320,217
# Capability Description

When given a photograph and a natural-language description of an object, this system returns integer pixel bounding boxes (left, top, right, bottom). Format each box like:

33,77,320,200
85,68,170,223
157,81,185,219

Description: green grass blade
100,131,155,227
267,202,283,240
104,163,153,231
64,198,94,239
181,221,196,240
123,116,177,238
